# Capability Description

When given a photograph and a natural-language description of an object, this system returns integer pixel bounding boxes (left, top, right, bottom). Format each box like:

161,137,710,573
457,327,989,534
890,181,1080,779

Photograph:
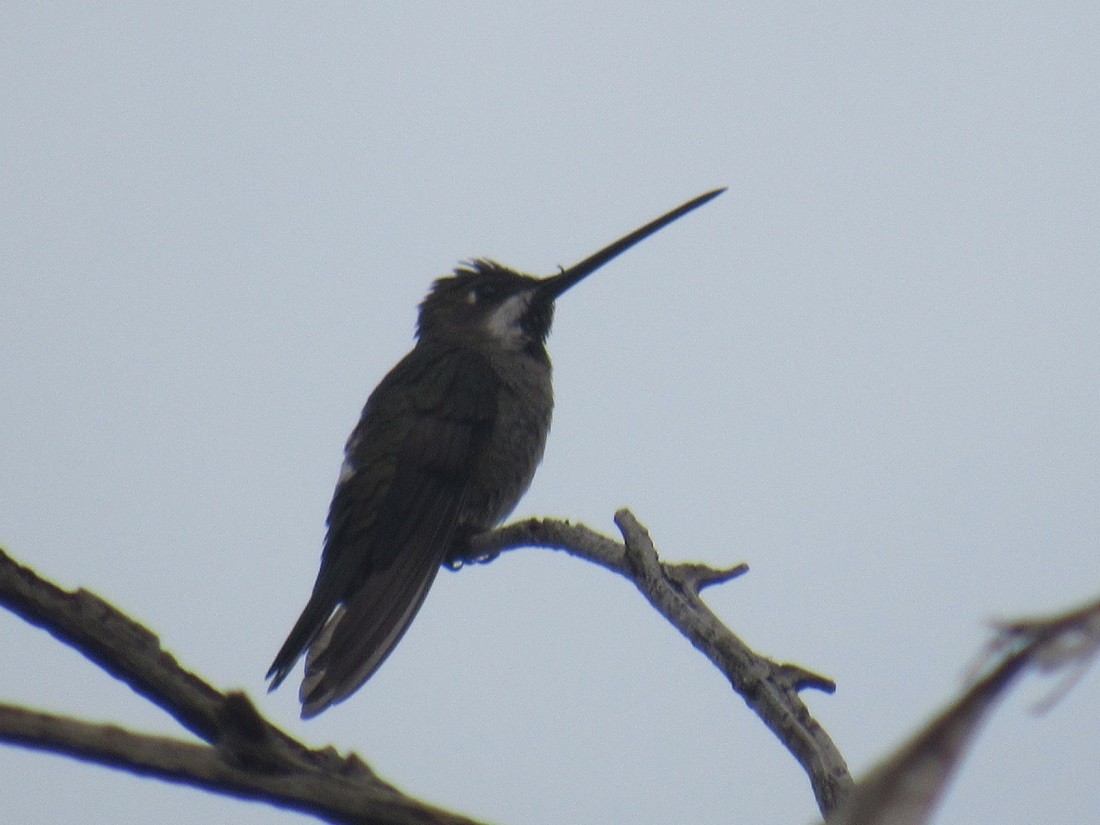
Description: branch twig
1,508,855,820
824,595,1100,825
0,546,483,825
0,701,476,825
465,510,853,813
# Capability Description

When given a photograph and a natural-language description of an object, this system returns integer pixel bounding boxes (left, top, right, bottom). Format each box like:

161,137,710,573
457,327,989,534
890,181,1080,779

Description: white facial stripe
483,291,531,345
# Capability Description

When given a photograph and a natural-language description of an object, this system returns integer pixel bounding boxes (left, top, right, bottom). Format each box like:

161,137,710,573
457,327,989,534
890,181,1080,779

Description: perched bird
267,188,725,717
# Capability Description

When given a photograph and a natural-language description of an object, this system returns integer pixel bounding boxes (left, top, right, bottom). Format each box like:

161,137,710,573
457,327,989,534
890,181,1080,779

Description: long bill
535,187,726,302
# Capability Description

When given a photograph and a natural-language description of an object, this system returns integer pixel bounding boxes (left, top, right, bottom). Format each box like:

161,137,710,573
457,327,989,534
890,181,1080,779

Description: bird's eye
467,282,502,305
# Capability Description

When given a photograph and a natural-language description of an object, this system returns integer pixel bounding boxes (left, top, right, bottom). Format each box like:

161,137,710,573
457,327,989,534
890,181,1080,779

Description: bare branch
466,511,853,815
664,560,750,596
0,545,226,743
4,532,1094,824
0,702,480,825
0,547,484,825
824,595,1100,825
2,506,855,821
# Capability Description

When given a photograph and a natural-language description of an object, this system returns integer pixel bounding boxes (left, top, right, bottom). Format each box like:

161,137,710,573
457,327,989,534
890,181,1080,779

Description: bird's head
415,188,727,353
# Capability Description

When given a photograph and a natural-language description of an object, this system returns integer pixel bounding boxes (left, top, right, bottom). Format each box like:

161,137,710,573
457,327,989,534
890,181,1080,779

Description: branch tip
666,561,750,595
614,509,661,575
774,663,837,695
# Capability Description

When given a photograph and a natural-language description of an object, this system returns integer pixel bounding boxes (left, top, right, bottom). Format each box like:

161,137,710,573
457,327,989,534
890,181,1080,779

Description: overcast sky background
2,5,1098,824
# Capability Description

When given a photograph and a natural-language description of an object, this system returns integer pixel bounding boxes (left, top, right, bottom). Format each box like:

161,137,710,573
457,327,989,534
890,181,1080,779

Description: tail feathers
266,590,337,692
298,539,446,718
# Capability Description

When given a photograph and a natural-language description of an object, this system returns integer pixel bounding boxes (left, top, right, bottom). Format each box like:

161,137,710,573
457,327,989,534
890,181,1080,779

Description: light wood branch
0,508,854,821
465,510,853,813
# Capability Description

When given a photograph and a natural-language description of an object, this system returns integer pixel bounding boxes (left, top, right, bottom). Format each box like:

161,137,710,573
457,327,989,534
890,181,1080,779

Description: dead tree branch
465,510,852,814
0,700,477,825
0,546,483,825
0,508,853,820
823,595,1100,825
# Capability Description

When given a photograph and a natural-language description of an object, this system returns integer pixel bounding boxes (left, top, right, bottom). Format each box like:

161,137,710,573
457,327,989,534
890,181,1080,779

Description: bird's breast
461,351,553,531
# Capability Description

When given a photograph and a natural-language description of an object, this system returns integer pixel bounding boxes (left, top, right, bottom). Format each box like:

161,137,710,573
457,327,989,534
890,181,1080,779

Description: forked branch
465,509,852,812
0,510,850,821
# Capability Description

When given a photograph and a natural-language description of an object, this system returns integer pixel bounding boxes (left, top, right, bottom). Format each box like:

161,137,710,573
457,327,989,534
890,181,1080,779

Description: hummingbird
267,188,725,717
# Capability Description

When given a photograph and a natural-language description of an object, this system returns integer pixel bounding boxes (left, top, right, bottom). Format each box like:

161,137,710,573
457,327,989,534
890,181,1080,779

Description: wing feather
267,343,498,715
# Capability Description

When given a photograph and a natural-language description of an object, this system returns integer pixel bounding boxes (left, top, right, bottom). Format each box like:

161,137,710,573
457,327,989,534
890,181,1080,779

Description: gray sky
2,5,1097,824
